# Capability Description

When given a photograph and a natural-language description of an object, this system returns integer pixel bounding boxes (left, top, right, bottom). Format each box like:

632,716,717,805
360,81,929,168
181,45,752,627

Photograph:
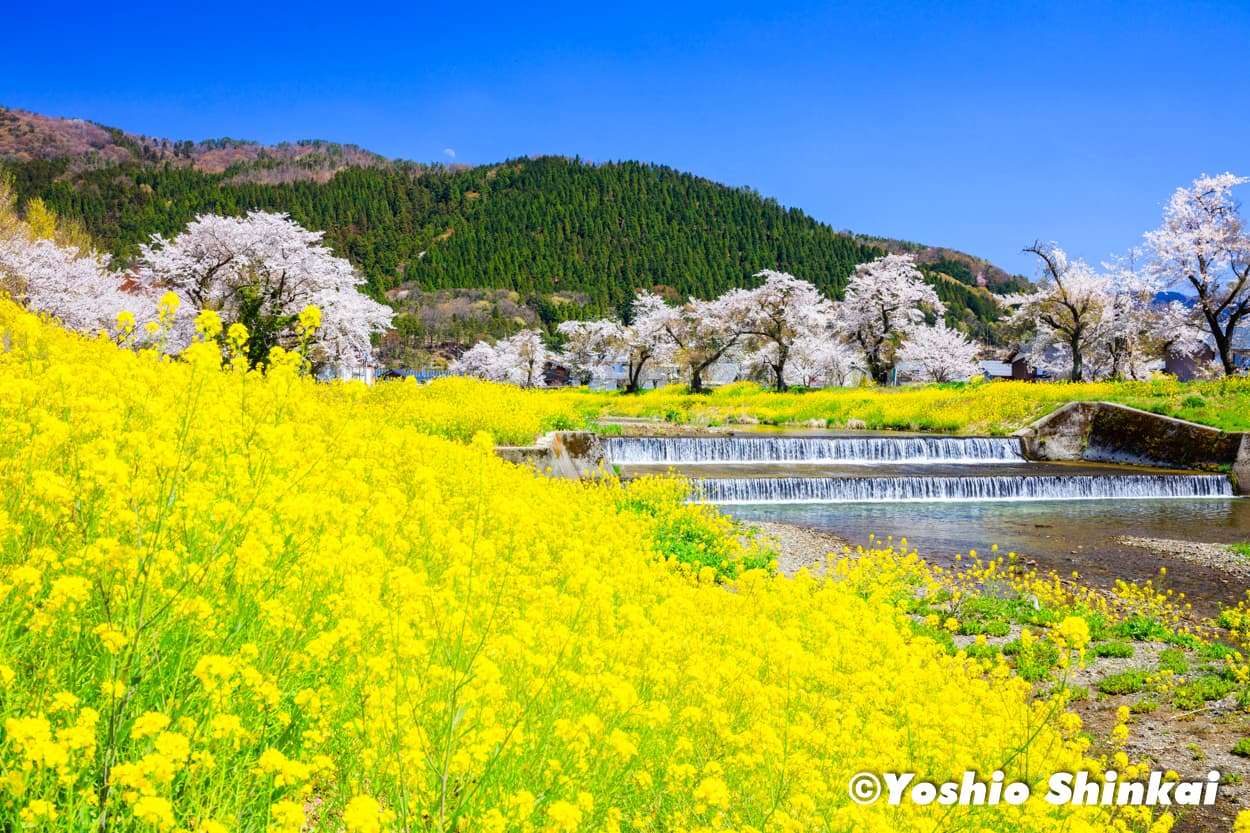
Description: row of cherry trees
455,255,983,390
0,185,392,372
456,172,1246,389
1006,173,1249,381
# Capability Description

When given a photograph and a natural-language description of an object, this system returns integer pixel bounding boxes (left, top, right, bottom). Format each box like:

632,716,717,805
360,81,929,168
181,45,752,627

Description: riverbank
1116,537,1250,584
753,518,1250,833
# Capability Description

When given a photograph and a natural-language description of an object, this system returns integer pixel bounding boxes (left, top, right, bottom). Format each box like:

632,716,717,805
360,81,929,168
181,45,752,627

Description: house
980,350,1036,381
1164,341,1217,381
320,363,378,385
1232,327,1250,373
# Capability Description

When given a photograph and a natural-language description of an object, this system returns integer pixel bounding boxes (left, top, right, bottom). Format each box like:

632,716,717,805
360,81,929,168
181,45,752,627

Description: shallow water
723,499,1250,617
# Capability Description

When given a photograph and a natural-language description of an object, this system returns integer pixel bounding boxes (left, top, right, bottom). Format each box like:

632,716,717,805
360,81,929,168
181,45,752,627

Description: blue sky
3,0,1248,276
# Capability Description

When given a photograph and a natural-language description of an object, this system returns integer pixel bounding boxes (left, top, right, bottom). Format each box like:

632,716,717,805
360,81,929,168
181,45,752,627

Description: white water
695,474,1234,504
605,436,1024,465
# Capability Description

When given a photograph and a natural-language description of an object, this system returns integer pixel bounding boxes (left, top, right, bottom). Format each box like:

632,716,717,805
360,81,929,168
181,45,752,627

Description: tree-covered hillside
1,107,1027,346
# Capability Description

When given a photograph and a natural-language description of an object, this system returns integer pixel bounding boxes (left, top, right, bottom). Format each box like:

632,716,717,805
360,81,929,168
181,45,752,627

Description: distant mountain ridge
0,106,393,183
0,105,1029,350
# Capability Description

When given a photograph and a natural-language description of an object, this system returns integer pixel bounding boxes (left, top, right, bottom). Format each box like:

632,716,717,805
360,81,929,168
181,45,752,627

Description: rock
846,418,867,430
803,418,827,429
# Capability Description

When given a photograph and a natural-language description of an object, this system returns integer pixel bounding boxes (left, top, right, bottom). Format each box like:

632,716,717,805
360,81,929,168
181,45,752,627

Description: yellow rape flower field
1,298,1243,833
550,376,1250,435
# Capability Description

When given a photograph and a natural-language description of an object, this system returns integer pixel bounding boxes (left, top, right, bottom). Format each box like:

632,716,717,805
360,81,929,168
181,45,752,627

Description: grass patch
1091,641,1135,659
1157,648,1189,675
1197,642,1238,661
1098,670,1149,696
1111,614,1171,642
1171,676,1236,710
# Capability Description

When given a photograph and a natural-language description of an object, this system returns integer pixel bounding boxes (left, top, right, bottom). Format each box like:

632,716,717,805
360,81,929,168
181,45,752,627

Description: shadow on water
722,499,1250,619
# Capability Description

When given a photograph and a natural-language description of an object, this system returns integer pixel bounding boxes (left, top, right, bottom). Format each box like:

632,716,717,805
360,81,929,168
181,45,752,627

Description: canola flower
552,377,1250,435
0,298,1222,832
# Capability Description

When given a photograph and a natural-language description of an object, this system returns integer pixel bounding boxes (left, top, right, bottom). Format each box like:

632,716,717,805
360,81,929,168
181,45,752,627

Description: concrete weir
1012,401,1250,495
494,431,607,479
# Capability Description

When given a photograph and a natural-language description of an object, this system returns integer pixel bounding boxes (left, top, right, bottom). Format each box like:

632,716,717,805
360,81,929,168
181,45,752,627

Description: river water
722,498,1250,618
604,434,1250,617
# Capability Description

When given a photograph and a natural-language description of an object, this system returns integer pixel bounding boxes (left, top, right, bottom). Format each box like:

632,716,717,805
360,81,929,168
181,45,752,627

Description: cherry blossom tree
309,286,396,373
776,336,866,388
620,291,677,392
553,291,679,390
0,230,144,337
1081,253,1163,380
450,341,499,380
735,270,833,390
1002,243,1111,381
452,329,552,388
0,180,147,337
1145,173,1250,376
493,329,552,388
655,290,750,393
896,321,983,382
1151,299,1211,372
557,318,627,386
833,253,944,384
136,211,392,368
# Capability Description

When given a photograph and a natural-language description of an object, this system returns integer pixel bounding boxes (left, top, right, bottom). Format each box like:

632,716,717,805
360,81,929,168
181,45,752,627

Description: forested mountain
0,106,1028,353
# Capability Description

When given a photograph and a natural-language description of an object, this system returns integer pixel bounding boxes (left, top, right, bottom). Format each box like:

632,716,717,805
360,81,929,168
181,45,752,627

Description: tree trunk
772,347,789,391
690,367,705,393
626,356,649,393
1214,329,1235,376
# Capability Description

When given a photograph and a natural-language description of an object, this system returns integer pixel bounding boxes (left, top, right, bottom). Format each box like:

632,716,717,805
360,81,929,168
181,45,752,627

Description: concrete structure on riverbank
494,431,607,479
1014,401,1250,494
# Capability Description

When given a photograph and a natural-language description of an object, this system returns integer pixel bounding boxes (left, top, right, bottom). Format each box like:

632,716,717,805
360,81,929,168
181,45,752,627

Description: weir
694,473,1233,504
601,433,1237,504
604,436,1024,465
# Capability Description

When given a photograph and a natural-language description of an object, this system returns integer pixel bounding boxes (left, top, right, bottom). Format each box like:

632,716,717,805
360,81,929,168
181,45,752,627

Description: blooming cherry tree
452,329,553,388
137,211,392,368
1145,173,1250,376
492,329,552,388
735,270,833,390
450,341,499,380
897,321,983,382
1002,243,1111,381
0,233,138,336
557,318,628,386
833,253,944,383
655,290,750,393
775,336,866,388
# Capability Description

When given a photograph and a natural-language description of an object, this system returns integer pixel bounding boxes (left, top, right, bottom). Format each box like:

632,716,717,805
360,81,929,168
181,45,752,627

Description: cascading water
694,474,1234,504
604,436,1024,464
603,434,1237,503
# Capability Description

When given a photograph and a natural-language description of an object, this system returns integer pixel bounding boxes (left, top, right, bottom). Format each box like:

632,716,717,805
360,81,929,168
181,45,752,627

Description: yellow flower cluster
560,376,1250,435
0,300,1165,831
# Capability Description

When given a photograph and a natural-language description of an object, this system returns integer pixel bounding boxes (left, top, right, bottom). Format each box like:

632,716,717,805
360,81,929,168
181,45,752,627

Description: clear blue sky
3,0,1248,276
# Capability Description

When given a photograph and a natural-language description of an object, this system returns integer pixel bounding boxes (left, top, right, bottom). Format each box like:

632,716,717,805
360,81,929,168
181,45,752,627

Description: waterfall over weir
603,433,1238,504
605,436,1024,465
694,474,1234,504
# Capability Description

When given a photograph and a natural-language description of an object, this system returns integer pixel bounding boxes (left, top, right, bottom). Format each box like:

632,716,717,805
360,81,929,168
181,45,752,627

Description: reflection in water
724,499,1250,617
